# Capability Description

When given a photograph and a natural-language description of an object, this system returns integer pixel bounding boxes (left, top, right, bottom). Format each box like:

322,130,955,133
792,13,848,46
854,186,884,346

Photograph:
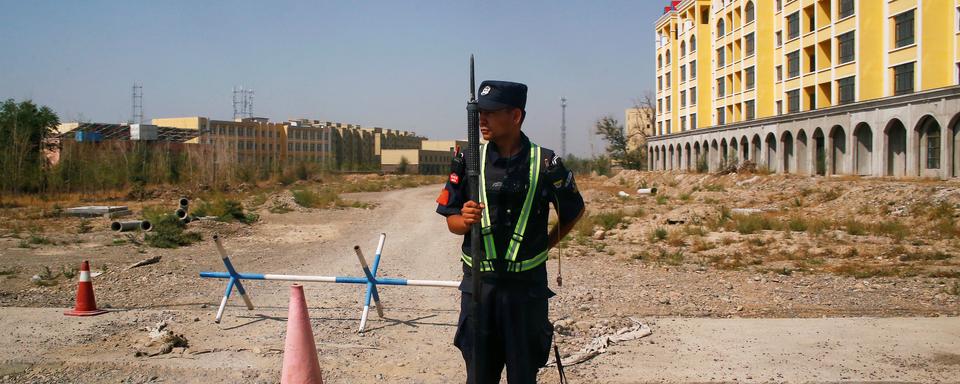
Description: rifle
465,54,485,383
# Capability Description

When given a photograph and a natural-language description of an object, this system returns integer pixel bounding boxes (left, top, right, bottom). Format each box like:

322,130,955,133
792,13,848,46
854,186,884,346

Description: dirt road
1,184,959,383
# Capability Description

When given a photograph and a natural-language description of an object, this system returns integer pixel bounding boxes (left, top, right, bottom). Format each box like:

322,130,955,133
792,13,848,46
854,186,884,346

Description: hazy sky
0,1,660,157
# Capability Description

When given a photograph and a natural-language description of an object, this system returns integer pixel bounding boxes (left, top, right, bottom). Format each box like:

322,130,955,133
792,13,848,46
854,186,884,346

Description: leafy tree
594,116,645,170
0,99,60,193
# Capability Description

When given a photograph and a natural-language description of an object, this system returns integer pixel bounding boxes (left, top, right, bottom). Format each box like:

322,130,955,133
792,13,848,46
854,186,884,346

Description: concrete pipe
181,216,193,224
140,220,153,232
112,221,143,232
178,197,189,210
175,208,188,219
637,188,658,195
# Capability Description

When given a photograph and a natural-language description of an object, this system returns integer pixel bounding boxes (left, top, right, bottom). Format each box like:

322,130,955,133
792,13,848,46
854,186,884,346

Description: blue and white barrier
199,233,459,332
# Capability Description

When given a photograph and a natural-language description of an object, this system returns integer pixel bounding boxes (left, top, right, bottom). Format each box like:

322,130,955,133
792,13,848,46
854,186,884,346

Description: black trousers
454,283,554,384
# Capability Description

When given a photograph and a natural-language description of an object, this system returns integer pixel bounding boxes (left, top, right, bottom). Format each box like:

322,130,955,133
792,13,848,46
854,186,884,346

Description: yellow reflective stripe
462,250,548,272
471,141,546,271
479,143,491,228
478,143,497,261
504,249,549,272
460,252,495,272
506,144,541,262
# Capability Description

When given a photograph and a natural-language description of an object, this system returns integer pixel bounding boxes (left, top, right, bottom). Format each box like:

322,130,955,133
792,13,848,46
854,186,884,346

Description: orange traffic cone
281,284,324,384
64,260,108,316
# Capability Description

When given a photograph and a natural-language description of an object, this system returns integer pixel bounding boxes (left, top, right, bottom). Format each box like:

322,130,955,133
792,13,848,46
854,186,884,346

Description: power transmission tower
233,86,255,120
131,82,143,124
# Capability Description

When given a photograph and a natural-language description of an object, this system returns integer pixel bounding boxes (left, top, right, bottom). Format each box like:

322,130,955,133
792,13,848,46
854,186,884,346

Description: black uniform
436,129,585,383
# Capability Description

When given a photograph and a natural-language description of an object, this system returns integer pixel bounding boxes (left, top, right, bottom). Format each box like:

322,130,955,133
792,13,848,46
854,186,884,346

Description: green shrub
650,226,668,242
734,214,775,234
193,198,258,224
843,219,866,236
145,214,202,248
787,216,808,232
292,188,342,208
872,221,909,241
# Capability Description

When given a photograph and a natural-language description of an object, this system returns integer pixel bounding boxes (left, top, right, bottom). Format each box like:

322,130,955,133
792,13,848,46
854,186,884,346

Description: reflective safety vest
461,141,549,272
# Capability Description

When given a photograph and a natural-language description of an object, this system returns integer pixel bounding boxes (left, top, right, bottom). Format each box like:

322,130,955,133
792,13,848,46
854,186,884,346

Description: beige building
380,149,451,174
150,117,423,171
625,107,655,151
380,139,466,174
421,140,468,153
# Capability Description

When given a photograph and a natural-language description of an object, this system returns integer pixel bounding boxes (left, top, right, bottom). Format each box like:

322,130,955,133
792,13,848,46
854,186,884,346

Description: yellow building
650,0,960,179
153,117,291,166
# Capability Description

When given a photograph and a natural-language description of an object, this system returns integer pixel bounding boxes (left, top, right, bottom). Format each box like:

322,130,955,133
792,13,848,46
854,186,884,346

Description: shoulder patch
449,172,460,184
436,188,450,205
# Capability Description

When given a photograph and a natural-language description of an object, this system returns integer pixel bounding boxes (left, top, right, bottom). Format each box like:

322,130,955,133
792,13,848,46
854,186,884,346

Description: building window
666,73,671,88
894,62,915,95
776,0,782,12
895,10,915,48
717,108,726,125
681,90,687,107
776,65,783,81
787,51,800,78
776,31,782,46
681,41,686,57
838,76,855,104
665,119,671,132
690,35,697,52
690,87,697,104
745,1,755,23
745,66,755,90
717,78,725,97
927,125,941,169
776,100,783,115
745,33,755,57
690,60,697,79
840,0,855,19
808,51,816,73
658,76,663,91
745,100,756,120
658,121,663,135
658,99,662,113
717,47,725,67
666,96,671,111
666,50,672,65
681,116,687,131
718,19,725,36
658,55,663,68
690,113,697,129
787,90,800,113
838,31,855,64
787,12,800,39
681,65,686,82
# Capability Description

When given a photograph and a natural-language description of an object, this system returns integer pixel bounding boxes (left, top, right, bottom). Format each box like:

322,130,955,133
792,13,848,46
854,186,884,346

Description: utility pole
560,96,567,158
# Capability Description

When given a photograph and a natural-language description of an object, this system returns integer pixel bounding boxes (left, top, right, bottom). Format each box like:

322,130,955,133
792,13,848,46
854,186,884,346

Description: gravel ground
0,175,958,383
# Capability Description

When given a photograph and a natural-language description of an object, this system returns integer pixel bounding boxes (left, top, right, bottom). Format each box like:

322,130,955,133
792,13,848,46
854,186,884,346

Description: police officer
436,80,585,383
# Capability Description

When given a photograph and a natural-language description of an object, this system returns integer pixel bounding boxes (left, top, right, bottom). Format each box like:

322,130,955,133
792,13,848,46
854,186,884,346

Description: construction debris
135,320,189,357
65,206,131,218
546,318,652,367
111,220,152,232
127,256,161,270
